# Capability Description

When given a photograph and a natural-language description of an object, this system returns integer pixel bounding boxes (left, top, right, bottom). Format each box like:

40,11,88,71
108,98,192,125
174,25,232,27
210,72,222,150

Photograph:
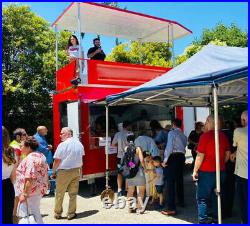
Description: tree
176,23,248,65
106,41,172,67
2,4,69,139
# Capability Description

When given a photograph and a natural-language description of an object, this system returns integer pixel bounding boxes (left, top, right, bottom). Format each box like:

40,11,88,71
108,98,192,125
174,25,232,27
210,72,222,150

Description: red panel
88,60,171,86
56,61,76,91
77,86,126,102
80,102,117,175
175,106,184,131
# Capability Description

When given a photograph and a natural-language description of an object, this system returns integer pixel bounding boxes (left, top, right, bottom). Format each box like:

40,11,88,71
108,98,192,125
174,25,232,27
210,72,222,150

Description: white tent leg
55,25,58,71
213,85,222,224
77,2,83,84
138,39,142,64
105,105,109,188
171,23,175,67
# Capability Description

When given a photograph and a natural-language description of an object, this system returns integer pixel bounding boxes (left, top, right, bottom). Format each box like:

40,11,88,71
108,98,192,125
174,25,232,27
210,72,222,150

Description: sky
2,2,248,57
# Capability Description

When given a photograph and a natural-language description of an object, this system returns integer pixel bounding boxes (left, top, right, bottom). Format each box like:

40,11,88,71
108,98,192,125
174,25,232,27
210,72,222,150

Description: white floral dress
16,152,48,197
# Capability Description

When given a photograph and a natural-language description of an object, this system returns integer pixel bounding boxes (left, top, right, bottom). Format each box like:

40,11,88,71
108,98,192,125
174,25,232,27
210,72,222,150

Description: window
88,104,172,150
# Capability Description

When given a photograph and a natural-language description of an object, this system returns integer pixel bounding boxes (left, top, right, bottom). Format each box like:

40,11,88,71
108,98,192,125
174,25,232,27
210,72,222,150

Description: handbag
18,200,37,224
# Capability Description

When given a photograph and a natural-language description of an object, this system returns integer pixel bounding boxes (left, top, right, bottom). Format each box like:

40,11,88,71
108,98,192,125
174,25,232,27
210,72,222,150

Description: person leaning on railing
67,34,84,76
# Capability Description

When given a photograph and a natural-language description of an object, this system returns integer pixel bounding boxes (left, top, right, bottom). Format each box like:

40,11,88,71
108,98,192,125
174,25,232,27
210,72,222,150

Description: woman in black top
188,122,204,167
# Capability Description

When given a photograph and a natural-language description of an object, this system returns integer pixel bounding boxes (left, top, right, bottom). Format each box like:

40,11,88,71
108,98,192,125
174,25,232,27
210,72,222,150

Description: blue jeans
196,171,225,224
236,175,248,224
48,169,56,193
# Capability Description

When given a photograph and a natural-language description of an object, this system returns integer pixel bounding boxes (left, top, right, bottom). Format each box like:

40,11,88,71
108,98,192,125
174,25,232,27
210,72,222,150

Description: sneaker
136,208,145,214
117,191,123,197
128,208,136,213
161,209,176,216
49,191,55,197
67,213,77,220
54,214,63,220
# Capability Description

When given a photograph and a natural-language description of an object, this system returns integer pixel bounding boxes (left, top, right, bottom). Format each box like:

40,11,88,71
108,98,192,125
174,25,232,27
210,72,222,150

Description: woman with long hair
16,136,48,224
67,34,84,77
2,126,17,224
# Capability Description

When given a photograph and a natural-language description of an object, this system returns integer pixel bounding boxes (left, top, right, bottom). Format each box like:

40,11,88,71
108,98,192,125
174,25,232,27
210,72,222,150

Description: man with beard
87,38,106,61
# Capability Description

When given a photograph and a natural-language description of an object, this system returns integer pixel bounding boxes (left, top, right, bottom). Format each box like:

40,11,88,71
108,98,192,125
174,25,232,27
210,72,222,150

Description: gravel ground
40,152,240,224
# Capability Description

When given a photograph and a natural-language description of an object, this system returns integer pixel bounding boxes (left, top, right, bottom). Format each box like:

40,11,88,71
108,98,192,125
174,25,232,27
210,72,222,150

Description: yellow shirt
233,126,248,179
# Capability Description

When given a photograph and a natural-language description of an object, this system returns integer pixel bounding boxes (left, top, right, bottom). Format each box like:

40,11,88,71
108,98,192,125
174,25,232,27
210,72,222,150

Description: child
152,156,164,210
143,151,158,203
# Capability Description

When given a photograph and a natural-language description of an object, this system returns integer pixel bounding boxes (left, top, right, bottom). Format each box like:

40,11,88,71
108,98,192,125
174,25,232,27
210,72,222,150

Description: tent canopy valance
52,2,192,42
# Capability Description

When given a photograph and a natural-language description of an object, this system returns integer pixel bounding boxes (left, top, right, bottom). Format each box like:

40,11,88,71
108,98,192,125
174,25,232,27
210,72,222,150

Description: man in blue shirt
34,126,55,195
34,126,53,164
161,118,187,216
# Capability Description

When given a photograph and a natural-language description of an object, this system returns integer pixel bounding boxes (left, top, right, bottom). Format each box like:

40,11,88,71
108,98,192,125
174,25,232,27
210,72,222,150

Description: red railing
56,59,171,91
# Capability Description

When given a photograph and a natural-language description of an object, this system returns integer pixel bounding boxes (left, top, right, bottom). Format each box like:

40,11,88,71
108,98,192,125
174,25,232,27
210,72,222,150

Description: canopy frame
102,45,248,224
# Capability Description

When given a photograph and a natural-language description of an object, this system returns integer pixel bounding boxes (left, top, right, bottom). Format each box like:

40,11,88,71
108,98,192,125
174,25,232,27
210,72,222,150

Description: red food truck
52,2,194,182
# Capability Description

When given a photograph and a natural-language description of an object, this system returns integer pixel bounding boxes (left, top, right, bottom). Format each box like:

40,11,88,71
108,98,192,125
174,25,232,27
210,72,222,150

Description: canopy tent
103,45,248,106
101,44,248,224
52,2,192,42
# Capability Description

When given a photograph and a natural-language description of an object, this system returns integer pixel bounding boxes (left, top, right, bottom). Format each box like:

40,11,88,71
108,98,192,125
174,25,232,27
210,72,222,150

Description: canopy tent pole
77,2,83,83
138,39,143,65
171,23,175,67
105,105,109,189
55,25,59,72
213,84,222,224
100,104,114,203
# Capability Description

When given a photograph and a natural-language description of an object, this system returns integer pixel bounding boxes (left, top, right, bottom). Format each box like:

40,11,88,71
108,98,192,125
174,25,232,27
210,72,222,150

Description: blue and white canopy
105,45,248,107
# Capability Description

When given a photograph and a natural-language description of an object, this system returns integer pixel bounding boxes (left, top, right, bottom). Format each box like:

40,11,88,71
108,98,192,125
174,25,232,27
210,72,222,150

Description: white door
67,101,80,139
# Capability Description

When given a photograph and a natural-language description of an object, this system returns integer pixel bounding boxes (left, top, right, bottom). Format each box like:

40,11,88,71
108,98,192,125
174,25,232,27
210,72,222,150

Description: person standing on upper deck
67,35,84,75
87,38,106,61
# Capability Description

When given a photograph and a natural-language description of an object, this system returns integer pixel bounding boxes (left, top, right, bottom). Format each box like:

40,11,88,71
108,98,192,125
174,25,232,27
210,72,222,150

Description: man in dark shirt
87,38,106,61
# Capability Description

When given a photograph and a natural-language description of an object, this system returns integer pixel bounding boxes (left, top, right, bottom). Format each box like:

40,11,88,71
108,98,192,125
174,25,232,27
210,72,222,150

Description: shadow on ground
77,164,240,224
76,210,99,219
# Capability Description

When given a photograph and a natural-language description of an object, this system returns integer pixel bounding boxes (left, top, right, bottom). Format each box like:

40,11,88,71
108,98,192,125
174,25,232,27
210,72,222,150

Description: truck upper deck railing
56,59,171,92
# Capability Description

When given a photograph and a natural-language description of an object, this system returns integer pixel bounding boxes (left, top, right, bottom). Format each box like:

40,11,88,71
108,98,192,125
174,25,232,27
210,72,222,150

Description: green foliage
176,23,248,65
197,23,248,47
2,4,69,139
106,41,172,67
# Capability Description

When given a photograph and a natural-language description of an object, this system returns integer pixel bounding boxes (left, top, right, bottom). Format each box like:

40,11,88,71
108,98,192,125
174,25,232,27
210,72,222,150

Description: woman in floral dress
16,136,48,223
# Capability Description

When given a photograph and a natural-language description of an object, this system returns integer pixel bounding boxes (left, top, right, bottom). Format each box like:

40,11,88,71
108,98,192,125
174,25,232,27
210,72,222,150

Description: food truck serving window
88,104,172,150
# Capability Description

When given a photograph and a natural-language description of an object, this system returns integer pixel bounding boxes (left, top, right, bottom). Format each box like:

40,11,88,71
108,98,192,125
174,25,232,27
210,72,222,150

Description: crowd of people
111,111,248,224
2,110,248,224
2,125,84,223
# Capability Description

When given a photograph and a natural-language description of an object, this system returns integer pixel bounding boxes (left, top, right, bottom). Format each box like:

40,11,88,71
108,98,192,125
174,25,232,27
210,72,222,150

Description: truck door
67,101,81,140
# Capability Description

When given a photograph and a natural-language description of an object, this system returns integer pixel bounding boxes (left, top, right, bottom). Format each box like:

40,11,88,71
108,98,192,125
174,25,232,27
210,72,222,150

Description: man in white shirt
112,121,131,197
161,118,187,216
52,127,85,220
230,110,248,224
